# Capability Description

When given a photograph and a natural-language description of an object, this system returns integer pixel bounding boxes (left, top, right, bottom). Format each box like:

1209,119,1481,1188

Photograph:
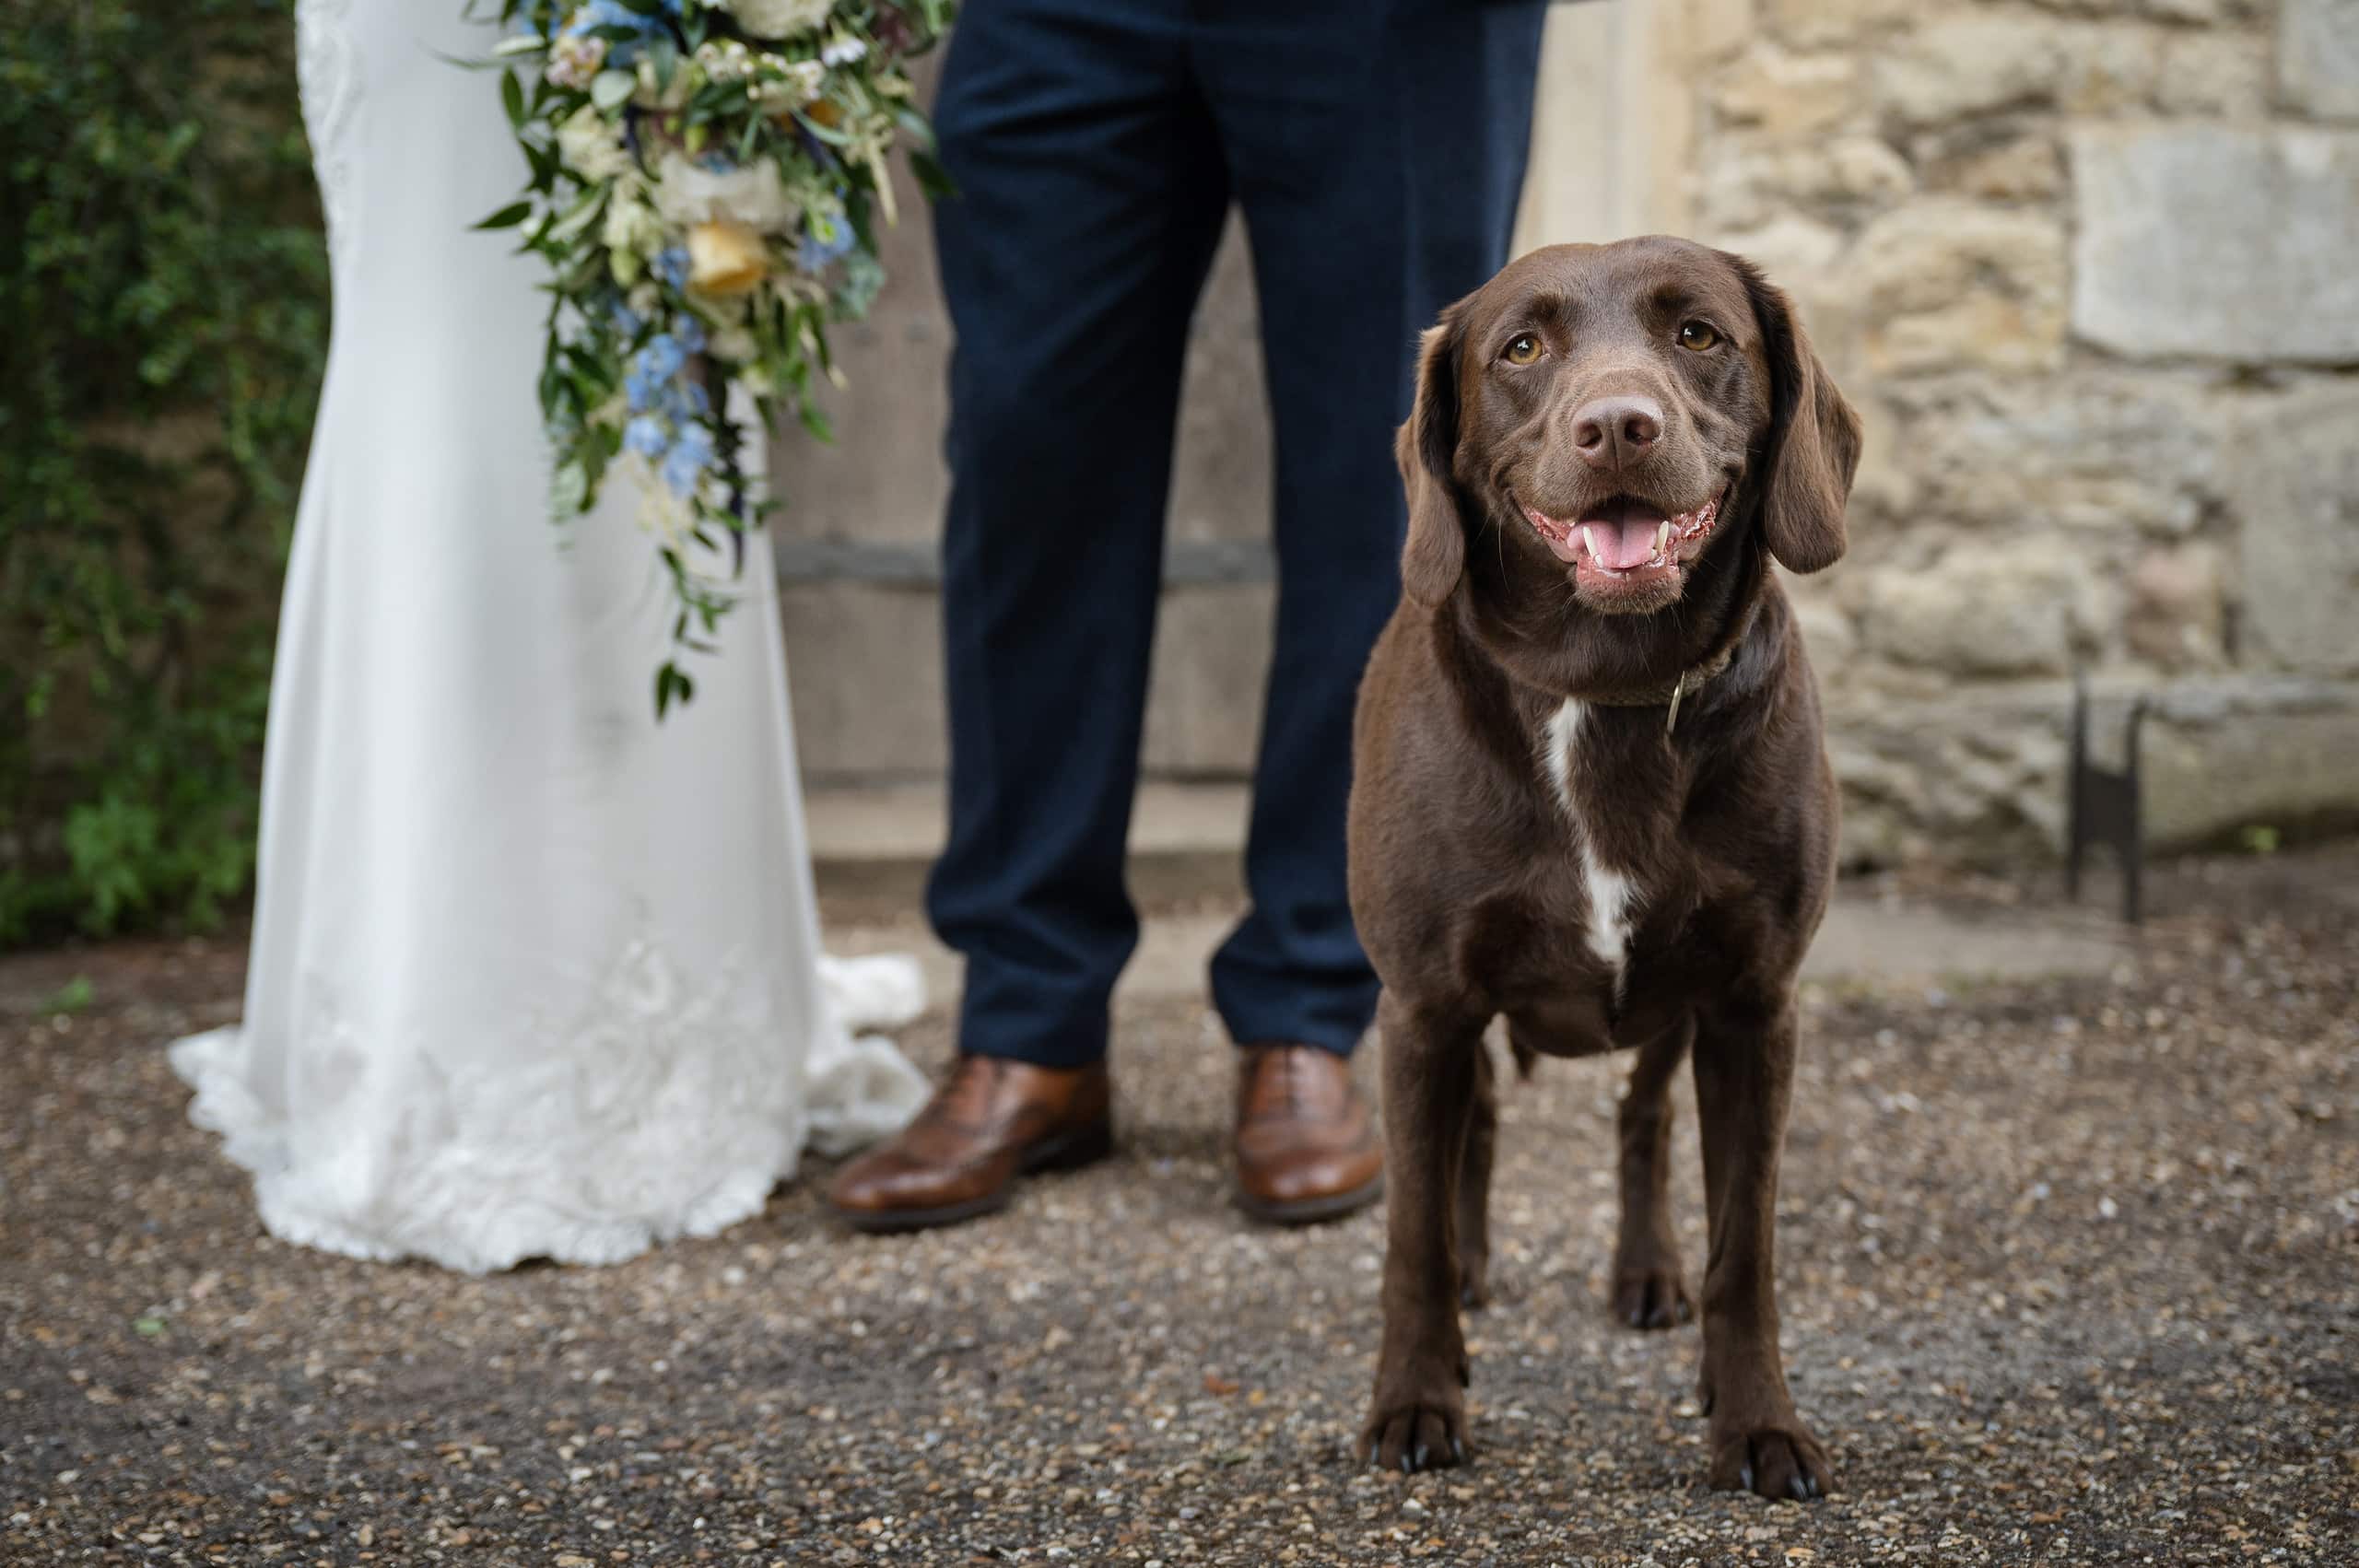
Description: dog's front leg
1691,992,1833,1502
1362,992,1483,1471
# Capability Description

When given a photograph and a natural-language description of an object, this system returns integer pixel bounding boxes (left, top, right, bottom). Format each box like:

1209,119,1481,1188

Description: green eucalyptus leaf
474,200,534,230
590,69,636,111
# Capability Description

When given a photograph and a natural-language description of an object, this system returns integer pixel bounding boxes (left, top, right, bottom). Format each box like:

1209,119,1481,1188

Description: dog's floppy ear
1399,310,1469,607
1739,262,1861,575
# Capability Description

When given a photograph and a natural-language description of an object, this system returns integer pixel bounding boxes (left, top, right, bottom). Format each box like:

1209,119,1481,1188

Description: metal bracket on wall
2066,673,2147,925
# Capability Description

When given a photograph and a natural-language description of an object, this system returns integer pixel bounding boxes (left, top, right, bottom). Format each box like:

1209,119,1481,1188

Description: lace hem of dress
170,950,927,1274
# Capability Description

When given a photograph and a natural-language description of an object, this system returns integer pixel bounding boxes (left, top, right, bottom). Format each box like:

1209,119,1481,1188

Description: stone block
1785,579,1861,685
2232,381,2359,675
1764,0,1915,47
1696,136,1916,230
1850,202,2068,374
1895,370,2222,537
780,582,947,781
1858,550,2096,677
769,142,946,547
1926,134,2066,202
2142,686,2359,845
1140,583,1276,776
2281,0,2359,119
2124,543,2228,670
2056,23,2165,112
1827,681,2359,863
1715,47,1861,136
1167,217,1274,546
2071,126,2359,362
2154,30,2271,117
783,579,1283,783
1873,13,2068,125
1679,0,1762,63
1823,690,2071,864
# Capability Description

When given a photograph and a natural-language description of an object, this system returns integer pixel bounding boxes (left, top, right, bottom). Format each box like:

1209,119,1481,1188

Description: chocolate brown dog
1348,238,1861,1500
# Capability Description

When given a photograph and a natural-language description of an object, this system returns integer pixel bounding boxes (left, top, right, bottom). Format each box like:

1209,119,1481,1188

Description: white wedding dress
170,0,926,1273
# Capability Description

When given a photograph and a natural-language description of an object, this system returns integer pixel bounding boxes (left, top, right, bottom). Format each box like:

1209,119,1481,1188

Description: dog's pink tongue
1587,516,1661,571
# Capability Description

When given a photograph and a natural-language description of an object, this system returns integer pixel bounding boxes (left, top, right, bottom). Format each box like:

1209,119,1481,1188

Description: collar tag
1665,672,1688,737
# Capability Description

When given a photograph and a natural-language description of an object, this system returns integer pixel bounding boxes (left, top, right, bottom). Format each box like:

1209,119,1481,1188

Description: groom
828,0,1549,1232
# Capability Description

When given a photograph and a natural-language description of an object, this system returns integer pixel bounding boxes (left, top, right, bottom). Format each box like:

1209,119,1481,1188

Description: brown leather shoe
827,1056,1112,1233
1233,1044,1384,1225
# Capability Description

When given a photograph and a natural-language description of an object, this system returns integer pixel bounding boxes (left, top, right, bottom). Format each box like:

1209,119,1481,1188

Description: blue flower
663,379,711,421
607,296,644,338
626,364,664,413
565,0,678,65
796,210,857,275
652,245,691,291
624,415,670,459
661,423,716,496
672,313,708,355
638,333,687,381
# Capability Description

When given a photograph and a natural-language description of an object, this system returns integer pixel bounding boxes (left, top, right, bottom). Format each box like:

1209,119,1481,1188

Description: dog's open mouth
1521,490,1724,600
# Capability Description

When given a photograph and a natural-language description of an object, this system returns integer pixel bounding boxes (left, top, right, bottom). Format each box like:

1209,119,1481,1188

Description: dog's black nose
1572,395,1663,473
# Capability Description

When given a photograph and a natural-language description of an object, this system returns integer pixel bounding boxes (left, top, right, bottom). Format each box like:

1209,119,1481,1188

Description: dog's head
1400,238,1861,617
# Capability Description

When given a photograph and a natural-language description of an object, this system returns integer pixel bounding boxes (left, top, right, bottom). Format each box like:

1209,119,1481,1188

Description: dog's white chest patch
1542,698,1639,985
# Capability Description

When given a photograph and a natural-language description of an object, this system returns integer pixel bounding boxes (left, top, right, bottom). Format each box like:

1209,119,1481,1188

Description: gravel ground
3,854,2355,1566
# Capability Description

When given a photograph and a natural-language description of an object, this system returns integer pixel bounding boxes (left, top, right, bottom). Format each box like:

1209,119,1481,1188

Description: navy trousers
927,0,1546,1068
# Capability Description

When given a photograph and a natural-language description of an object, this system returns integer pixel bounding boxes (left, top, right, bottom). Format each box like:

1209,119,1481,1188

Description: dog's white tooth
1581,526,1599,561
1656,520,1672,556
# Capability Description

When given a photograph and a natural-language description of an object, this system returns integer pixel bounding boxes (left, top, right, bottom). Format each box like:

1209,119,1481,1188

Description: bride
170,0,926,1273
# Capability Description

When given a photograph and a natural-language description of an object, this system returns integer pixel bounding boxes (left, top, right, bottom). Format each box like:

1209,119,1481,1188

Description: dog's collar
1575,593,1763,734
1579,641,1739,733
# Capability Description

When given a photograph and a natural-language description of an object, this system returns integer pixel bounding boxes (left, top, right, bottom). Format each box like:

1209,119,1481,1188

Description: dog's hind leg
1454,1038,1500,1309
1611,1018,1696,1330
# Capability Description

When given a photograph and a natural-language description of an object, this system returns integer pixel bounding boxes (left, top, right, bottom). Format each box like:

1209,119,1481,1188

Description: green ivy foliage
1,0,326,943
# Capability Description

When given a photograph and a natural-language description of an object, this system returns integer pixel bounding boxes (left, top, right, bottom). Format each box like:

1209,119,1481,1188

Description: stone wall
777,2,2359,865
1637,0,2359,861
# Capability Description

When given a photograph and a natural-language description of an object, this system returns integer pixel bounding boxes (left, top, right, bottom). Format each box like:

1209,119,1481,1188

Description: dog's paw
1707,1419,1833,1502
1609,1261,1694,1330
1361,1391,1468,1474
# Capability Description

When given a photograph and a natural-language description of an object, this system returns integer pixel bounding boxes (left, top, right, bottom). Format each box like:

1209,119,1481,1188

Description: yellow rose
687,220,769,297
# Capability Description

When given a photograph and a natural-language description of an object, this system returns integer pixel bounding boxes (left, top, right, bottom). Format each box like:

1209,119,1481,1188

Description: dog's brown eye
1502,333,1543,366
1677,321,1720,352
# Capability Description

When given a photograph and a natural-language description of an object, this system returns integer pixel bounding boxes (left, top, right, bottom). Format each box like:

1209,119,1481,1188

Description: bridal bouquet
480,0,952,712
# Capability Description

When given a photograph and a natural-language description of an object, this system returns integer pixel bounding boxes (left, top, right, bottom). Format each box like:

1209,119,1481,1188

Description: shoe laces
1249,1045,1319,1123
921,1055,1003,1131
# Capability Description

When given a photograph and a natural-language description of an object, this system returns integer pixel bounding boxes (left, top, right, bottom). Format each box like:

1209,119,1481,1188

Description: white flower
709,324,758,362
546,32,606,90
627,455,698,548
726,0,834,40
819,36,867,67
650,148,796,234
753,58,827,109
695,39,758,83
556,105,634,181
601,179,667,262
633,55,695,111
